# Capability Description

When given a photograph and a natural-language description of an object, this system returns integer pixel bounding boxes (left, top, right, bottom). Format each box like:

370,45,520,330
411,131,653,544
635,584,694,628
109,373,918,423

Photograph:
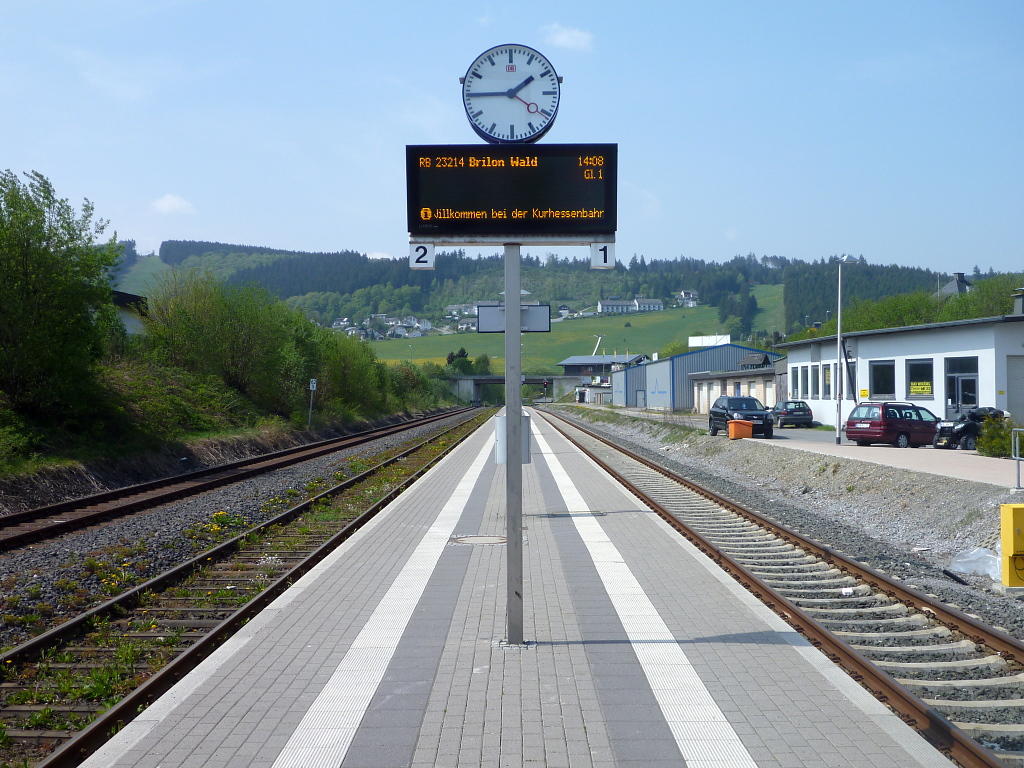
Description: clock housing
462,44,560,144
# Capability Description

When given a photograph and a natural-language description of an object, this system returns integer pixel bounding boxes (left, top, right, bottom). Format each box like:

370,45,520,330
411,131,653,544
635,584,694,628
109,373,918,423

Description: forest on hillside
782,258,942,332
157,240,972,335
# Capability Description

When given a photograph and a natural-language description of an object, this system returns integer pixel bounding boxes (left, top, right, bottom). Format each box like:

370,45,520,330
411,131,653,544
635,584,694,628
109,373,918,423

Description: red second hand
516,95,541,114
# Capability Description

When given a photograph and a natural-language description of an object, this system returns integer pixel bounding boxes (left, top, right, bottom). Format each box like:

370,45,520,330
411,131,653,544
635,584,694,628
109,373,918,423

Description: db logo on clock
506,64,516,72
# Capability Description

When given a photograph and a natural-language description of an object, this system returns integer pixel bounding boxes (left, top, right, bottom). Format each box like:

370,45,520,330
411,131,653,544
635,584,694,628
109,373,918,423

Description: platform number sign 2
590,242,615,270
410,243,435,270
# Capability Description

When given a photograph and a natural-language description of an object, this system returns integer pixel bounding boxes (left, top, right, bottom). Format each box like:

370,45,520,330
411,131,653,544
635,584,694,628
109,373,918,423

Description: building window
800,366,809,399
946,356,979,375
823,365,832,399
765,380,773,405
811,365,820,399
869,360,896,399
748,380,756,397
790,367,798,398
734,381,741,396
906,359,934,399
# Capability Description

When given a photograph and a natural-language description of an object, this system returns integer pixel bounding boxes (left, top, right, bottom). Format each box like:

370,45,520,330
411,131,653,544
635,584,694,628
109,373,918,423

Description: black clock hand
508,75,534,97
470,76,537,99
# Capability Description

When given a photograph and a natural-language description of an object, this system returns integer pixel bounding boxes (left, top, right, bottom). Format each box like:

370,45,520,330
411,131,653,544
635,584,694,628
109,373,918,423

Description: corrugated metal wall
645,359,673,409
607,345,782,411
672,345,783,410
611,369,626,405
625,365,647,407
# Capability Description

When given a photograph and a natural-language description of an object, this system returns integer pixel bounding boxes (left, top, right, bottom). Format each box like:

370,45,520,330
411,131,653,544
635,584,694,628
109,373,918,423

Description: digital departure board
406,144,617,238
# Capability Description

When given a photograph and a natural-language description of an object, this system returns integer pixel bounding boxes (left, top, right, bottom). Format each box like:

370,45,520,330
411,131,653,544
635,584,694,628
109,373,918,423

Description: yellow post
1001,504,1024,587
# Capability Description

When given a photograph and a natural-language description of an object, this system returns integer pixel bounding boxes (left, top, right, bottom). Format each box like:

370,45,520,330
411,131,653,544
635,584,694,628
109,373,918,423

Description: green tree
472,354,492,375
0,170,120,416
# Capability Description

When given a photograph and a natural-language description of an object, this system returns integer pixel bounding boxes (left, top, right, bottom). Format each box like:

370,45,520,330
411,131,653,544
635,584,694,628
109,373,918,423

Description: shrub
977,416,1019,458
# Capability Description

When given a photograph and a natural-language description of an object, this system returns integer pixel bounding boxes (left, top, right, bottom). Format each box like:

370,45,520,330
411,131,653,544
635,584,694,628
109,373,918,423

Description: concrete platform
80,411,955,768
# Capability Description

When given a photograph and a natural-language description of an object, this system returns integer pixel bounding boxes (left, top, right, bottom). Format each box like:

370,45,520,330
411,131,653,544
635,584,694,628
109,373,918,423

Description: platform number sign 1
590,242,615,269
410,243,435,270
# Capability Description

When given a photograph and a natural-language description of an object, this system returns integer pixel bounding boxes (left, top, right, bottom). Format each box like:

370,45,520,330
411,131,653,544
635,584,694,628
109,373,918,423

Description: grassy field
373,284,784,374
117,254,172,295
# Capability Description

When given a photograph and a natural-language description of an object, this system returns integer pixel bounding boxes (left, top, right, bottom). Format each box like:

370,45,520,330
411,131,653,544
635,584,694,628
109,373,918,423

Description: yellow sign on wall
860,389,869,398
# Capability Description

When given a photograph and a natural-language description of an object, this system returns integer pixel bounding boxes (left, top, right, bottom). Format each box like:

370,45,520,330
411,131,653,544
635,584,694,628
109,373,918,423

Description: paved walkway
80,412,955,767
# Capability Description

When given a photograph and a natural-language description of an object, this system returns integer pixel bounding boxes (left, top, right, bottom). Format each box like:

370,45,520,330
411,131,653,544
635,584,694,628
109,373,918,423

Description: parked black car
709,396,774,438
771,400,814,428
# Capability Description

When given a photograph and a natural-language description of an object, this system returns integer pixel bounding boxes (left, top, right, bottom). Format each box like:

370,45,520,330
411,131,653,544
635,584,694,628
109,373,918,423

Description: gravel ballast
546,406,1024,642
0,412,474,651
3,406,1024,653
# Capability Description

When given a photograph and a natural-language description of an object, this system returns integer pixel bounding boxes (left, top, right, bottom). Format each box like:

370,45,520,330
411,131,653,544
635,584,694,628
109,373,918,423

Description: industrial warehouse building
609,344,783,410
777,289,1024,428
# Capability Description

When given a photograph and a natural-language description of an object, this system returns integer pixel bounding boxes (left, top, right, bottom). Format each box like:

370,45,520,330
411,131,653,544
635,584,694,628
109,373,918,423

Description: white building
777,290,1024,428
597,297,664,314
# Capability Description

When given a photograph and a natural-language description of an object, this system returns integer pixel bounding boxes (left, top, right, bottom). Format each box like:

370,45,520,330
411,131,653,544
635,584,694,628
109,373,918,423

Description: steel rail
540,409,1005,768
15,410,488,768
0,408,472,552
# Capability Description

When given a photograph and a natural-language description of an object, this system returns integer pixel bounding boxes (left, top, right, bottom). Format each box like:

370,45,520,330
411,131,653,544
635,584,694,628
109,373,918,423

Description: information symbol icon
420,207,432,220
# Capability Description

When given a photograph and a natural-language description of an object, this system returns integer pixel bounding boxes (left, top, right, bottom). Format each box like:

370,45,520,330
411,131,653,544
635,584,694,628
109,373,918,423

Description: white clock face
462,44,560,144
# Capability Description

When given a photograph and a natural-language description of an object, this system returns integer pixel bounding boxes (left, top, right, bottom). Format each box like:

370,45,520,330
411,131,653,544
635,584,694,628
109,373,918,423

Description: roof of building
112,290,148,314
777,312,1024,349
936,272,972,297
737,352,774,367
689,367,779,380
557,354,647,366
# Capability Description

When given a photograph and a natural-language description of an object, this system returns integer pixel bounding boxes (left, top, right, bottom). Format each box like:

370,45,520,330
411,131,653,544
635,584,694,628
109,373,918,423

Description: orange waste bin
728,420,753,440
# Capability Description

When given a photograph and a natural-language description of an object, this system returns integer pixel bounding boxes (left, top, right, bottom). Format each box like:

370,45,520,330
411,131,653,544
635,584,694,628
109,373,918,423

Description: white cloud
150,194,195,215
724,228,739,241
367,251,393,260
541,23,593,52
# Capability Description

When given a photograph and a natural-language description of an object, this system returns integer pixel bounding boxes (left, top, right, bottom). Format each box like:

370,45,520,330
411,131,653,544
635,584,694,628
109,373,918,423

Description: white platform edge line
531,422,758,768
268,434,495,768
536,415,955,768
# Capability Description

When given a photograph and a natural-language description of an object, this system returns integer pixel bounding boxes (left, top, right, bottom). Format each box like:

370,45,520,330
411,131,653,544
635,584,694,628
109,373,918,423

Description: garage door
1008,356,1024,420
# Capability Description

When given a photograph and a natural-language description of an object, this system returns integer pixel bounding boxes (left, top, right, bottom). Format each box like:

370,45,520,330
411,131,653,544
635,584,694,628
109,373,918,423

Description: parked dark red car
845,402,940,448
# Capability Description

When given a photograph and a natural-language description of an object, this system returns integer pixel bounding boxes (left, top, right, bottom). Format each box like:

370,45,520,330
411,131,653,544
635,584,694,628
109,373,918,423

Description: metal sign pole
504,243,524,645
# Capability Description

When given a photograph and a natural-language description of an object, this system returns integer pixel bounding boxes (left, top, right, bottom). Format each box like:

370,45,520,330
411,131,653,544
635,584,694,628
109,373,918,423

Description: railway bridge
449,374,581,403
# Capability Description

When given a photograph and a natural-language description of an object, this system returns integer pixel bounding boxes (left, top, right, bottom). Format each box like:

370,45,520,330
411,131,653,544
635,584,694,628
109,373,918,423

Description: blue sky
2,1,1021,275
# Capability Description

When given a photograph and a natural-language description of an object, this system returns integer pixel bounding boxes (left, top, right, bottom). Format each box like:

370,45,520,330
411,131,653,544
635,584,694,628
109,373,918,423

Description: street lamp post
835,255,857,444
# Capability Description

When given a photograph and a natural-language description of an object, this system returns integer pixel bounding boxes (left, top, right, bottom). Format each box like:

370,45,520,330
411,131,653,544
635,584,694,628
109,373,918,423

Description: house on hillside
597,297,664,314
936,272,972,297
634,296,664,312
678,289,699,308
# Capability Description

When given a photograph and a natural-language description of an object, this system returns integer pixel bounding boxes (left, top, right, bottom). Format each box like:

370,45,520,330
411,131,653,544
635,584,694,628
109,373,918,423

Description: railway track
0,408,472,553
0,409,491,768
540,408,1023,768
